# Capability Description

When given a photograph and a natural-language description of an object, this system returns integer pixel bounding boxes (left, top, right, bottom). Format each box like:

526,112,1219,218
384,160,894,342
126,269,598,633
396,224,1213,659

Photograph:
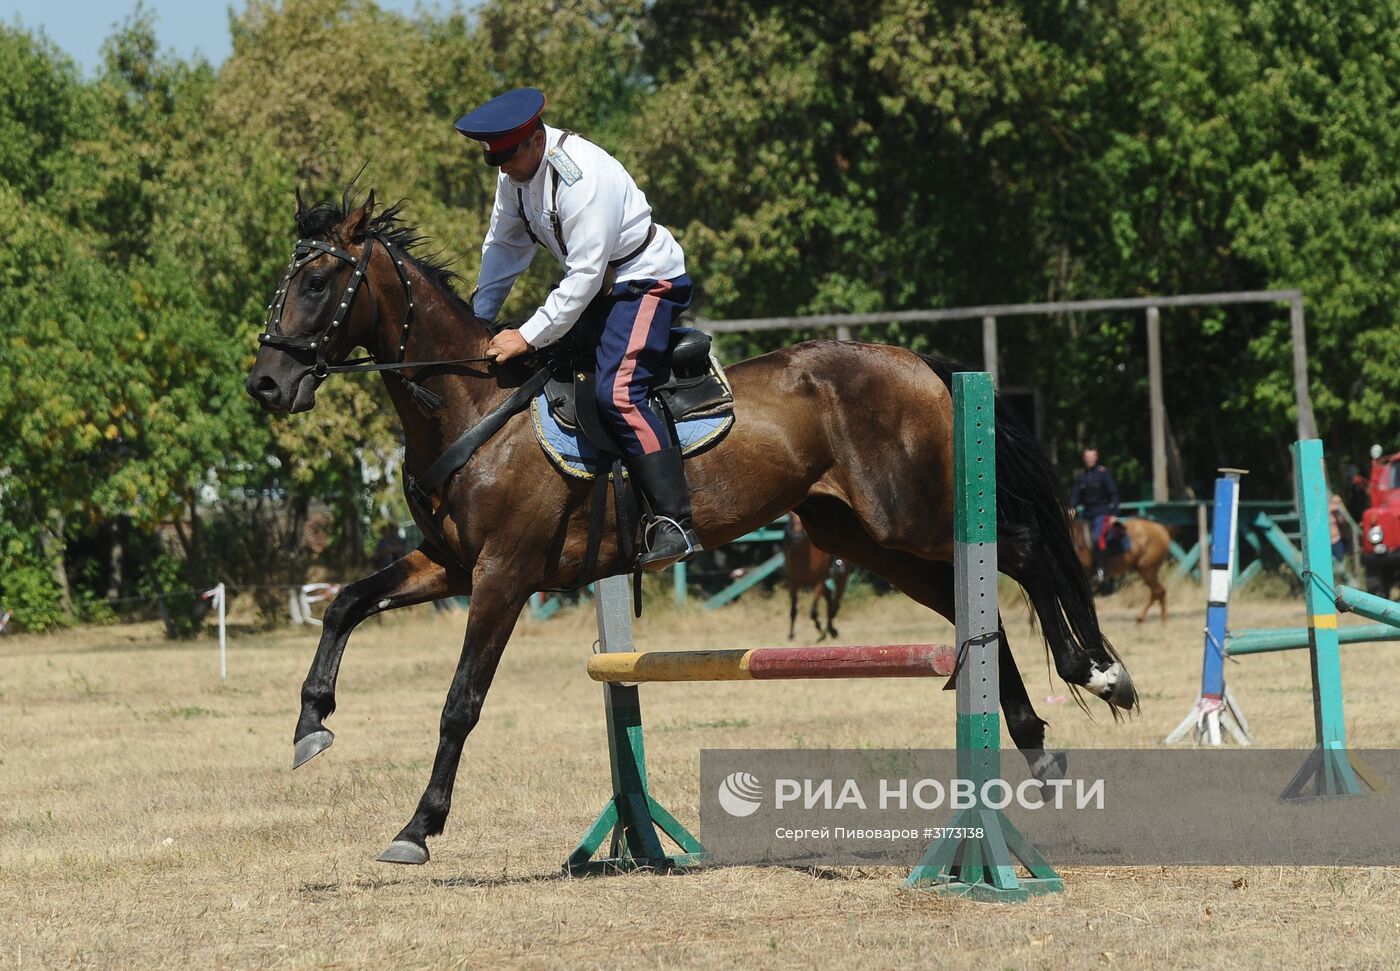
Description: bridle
257,232,494,408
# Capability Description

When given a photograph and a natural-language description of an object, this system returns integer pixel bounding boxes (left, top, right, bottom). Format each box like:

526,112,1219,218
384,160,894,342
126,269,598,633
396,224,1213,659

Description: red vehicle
1361,445,1400,596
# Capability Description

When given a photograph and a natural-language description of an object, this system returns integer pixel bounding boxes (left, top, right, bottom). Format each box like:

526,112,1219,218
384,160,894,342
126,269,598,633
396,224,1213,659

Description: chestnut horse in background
784,512,848,640
245,191,1136,867
1073,517,1173,623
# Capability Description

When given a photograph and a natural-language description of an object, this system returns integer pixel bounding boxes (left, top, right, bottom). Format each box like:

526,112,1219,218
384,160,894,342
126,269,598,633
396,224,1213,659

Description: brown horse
1073,517,1173,623
784,512,848,640
246,193,1136,866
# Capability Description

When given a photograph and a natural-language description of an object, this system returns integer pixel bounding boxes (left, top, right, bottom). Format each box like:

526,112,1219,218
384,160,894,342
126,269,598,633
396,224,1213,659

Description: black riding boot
627,446,703,571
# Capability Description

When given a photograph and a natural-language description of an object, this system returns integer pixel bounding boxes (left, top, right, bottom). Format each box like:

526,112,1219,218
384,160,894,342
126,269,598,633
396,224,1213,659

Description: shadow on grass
300,863,870,894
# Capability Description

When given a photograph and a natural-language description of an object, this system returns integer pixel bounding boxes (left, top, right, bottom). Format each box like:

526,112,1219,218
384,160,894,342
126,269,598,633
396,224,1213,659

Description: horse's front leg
294,546,468,768
377,566,527,865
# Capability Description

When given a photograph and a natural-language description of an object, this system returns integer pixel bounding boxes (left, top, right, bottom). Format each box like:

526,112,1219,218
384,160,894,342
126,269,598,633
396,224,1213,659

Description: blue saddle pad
530,393,733,479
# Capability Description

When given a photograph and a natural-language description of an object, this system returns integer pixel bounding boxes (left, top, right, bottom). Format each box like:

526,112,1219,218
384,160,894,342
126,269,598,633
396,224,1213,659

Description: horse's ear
345,189,376,239
295,187,307,217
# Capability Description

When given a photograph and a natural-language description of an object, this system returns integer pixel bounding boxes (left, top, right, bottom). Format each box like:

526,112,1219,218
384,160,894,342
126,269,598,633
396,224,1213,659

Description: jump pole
1278,438,1366,798
566,372,1060,897
588,643,955,683
1170,439,1400,797
1166,469,1254,745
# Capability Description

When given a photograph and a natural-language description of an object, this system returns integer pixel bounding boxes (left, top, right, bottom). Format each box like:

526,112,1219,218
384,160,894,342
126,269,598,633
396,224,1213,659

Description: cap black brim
483,143,519,166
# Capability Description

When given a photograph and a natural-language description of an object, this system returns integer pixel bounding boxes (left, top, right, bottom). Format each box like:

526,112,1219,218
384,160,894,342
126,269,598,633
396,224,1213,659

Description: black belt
609,223,656,268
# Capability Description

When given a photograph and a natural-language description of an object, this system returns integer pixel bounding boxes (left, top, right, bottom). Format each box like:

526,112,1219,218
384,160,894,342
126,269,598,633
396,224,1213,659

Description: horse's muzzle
246,368,318,413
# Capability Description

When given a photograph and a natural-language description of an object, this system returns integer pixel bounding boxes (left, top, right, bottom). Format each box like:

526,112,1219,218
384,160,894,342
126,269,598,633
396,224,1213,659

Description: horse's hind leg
826,571,846,639
788,587,798,640
294,546,468,768
810,586,826,640
797,505,1055,773
1137,566,1167,624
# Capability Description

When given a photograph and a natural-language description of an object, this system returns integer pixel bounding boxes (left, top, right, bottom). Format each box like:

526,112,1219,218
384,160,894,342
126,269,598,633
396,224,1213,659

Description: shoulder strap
549,131,572,256
516,186,542,248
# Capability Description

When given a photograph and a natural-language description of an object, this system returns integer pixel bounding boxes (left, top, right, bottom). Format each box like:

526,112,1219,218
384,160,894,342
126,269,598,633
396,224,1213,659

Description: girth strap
407,368,552,503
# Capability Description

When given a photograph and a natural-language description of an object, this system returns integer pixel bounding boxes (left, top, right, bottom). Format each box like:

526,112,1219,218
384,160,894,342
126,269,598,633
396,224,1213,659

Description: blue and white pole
1166,469,1254,745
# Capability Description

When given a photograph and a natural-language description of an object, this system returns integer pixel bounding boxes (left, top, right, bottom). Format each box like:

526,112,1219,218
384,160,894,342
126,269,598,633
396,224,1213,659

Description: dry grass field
5,575,1400,969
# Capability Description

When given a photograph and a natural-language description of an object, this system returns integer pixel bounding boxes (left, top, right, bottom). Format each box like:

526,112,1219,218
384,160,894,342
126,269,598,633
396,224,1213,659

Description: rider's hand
486,328,532,363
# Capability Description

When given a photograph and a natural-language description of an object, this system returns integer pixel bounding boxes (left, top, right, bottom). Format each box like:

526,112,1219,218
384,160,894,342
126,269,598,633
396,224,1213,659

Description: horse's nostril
248,373,282,404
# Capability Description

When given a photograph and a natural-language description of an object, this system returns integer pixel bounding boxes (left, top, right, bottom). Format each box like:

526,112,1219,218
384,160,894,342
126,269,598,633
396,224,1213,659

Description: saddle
1097,517,1131,555
542,327,734,441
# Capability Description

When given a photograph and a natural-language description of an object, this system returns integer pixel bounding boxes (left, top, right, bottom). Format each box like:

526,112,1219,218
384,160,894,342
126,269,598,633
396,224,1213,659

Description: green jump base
564,781,706,875
907,874,1064,903
1281,745,1372,800
903,807,1062,901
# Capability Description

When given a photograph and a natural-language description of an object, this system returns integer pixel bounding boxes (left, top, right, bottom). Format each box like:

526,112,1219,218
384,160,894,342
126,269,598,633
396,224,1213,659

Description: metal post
1146,306,1168,502
566,575,705,872
1166,471,1252,744
981,316,998,386
1290,297,1319,443
217,583,227,681
673,561,687,608
835,324,852,341
906,372,1060,899
1282,439,1365,798
1196,502,1209,584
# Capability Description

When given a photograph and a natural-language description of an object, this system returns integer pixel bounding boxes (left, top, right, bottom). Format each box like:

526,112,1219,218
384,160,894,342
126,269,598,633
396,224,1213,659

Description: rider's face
1083,449,1099,469
500,129,546,183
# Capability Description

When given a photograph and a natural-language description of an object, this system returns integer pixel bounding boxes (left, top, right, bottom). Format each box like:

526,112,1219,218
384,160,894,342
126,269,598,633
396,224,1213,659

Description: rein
258,232,495,408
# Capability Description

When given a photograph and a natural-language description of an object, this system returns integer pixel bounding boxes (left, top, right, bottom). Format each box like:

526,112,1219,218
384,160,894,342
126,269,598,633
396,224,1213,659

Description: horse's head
246,190,384,413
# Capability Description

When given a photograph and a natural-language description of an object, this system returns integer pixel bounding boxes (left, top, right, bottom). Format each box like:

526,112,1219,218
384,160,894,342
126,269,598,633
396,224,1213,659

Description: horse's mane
295,186,475,320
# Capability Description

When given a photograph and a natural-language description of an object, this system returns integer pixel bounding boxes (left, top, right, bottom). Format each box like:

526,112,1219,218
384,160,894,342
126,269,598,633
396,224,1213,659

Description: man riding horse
458,87,701,569
1071,446,1121,588
246,92,1137,866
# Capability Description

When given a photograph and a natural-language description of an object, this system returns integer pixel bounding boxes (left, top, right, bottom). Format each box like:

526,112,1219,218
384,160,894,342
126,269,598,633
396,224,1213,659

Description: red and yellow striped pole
587,643,956,683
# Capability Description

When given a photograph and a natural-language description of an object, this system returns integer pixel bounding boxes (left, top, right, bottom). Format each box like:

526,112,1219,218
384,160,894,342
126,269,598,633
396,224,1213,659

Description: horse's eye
307,276,327,293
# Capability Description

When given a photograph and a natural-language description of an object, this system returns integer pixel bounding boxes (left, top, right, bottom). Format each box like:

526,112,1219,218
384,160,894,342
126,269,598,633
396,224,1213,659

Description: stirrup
640,516,702,570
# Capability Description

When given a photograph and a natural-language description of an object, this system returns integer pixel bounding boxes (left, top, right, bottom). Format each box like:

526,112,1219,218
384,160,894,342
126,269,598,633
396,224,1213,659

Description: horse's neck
370,257,502,468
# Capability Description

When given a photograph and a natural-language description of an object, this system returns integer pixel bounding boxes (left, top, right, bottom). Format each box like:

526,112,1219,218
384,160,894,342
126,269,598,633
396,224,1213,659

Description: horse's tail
918,356,1136,713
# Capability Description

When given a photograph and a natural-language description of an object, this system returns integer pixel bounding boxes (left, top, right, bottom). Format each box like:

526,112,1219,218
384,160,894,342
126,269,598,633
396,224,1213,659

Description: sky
4,1,462,75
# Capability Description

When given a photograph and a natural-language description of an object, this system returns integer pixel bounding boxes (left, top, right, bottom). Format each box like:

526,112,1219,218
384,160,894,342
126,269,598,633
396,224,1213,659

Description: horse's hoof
292,729,335,769
1088,662,1137,710
376,840,429,865
1031,750,1068,781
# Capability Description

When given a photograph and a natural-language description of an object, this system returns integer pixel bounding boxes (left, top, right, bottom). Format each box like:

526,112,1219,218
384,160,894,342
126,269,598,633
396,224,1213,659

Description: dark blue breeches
588,274,692,458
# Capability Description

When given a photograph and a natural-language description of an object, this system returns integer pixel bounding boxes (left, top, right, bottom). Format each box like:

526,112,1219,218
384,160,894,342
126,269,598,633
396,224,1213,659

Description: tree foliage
1,0,1397,629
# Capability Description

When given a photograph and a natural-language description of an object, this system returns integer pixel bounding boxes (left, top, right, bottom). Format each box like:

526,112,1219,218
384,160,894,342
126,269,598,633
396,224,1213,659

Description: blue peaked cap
454,88,547,165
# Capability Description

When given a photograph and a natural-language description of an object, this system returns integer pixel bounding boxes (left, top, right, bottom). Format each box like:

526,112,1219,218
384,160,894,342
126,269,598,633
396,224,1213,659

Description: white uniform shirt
472,125,686,349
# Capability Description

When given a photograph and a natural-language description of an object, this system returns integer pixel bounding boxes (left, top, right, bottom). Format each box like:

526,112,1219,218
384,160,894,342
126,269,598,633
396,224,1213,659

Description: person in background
1329,494,1349,570
1070,447,1120,586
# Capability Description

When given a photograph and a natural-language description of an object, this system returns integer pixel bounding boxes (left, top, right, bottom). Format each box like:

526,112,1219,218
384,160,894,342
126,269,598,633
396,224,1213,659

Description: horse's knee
440,705,481,740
